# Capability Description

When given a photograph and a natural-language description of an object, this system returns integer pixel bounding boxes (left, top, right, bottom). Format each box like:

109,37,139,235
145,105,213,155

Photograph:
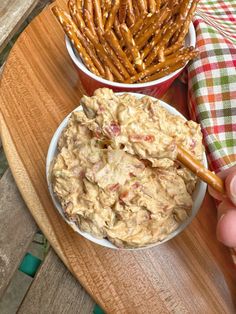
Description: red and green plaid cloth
188,0,236,172
187,1,236,260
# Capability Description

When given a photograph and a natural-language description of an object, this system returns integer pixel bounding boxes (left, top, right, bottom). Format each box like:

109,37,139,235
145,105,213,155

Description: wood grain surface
18,249,95,314
0,169,37,298
0,1,236,312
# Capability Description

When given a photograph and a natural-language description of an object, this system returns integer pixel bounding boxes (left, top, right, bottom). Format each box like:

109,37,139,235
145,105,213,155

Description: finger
217,199,235,219
216,209,236,248
208,185,224,202
225,168,236,206
217,164,236,179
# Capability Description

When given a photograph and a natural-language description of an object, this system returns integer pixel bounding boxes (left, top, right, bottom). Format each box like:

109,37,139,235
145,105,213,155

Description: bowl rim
46,92,207,250
65,22,196,88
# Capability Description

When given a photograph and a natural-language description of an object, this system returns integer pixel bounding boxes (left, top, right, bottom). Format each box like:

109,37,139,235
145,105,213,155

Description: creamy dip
51,88,203,248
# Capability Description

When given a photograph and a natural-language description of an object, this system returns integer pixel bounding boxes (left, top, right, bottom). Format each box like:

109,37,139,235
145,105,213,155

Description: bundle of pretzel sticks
52,0,199,83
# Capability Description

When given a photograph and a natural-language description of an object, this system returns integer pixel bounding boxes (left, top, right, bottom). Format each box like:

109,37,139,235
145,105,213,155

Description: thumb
225,168,236,206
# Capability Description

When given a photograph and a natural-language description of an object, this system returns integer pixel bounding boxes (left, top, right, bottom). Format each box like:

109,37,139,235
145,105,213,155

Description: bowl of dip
46,89,207,249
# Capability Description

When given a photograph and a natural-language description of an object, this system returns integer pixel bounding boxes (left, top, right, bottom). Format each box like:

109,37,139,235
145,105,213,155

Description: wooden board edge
0,114,71,273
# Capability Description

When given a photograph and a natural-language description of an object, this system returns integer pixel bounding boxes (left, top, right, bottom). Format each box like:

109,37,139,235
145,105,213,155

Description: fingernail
230,176,236,195
218,213,225,222
230,176,236,204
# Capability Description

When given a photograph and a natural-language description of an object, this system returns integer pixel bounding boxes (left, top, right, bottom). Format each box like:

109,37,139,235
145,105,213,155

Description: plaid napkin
188,0,236,172
187,1,236,261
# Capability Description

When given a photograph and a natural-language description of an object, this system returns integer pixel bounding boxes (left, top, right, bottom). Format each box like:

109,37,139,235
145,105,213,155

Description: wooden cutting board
0,1,236,312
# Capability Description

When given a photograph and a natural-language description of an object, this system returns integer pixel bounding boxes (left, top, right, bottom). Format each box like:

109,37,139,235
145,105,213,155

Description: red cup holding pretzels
52,0,199,97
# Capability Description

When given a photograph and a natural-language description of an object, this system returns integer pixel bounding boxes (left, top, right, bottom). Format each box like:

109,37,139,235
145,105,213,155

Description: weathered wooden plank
0,0,38,53
0,169,37,297
18,249,95,314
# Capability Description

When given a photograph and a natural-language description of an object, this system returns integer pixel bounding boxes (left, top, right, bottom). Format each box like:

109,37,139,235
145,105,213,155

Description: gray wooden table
0,1,96,313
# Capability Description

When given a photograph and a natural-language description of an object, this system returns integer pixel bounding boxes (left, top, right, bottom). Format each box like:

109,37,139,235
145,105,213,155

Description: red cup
65,23,196,97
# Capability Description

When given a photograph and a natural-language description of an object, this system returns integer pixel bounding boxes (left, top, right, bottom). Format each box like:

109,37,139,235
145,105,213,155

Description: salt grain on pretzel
105,0,120,31
120,23,145,72
104,30,137,76
52,6,100,76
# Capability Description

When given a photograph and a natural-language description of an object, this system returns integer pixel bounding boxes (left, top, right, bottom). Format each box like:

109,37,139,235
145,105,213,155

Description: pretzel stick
134,12,160,40
97,28,130,79
76,0,83,13
114,16,123,39
84,10,97,36
104,66,114,81
120,14,146,47
137,0,147,15
125,49,198,83
141,18,170,60
145,22,178,65
156,0,161,12
83,27,125,81
177,146,225,194
120,23,145,72
148,0,156,13
166,0,199,55
141,53,192,82
135,13,168,50
52,6,100,76
133,1,140,19
73,24,105,75
68,0,85,29
94,0,104,31
104,30,137,75
105,0,120,31
102,0,112,25
126,0,135,25
119,0,128,23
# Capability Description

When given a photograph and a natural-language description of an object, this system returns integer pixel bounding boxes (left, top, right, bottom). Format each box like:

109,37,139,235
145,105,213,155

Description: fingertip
217,210,236,248
225,170,236,206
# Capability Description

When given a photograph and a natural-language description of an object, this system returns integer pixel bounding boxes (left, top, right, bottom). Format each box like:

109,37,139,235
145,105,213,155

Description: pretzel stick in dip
148,0,156,13
120,23,145,72
97,28,130,79
126,0,135,25
105,0,120,31
104,30,137,76
125,48,198,83
177,146,225,194
68,0,85,29
94,0,104,31
52,6,100,76
119,0,128,23
83,27,125,81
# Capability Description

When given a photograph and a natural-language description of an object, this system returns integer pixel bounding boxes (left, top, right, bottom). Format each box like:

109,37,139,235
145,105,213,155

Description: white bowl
65,23,196,97
46,93,207,250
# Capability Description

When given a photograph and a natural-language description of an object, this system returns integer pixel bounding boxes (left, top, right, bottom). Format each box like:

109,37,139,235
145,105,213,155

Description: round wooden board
0,1,236,312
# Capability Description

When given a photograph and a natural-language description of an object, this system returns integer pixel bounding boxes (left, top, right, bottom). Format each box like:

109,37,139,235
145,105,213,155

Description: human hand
208,165,236,248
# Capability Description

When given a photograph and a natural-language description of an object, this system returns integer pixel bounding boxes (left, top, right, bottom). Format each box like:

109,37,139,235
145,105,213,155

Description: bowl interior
46,93,207,250
65,22,196,89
